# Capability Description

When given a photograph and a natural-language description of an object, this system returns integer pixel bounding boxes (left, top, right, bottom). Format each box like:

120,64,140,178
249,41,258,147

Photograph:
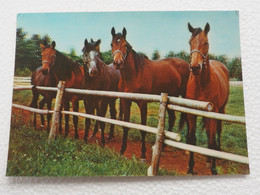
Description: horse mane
126,43,148,72
55,50,82,80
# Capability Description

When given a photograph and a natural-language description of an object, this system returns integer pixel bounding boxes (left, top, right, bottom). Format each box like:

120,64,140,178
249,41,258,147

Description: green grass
7,112,175,176
9,86,249,176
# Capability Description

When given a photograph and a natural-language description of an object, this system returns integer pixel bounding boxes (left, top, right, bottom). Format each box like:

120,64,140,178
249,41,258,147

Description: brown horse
110,27,190,160
82,38,120,146
30,66,59,131
187,23,229,174
40,41,85,139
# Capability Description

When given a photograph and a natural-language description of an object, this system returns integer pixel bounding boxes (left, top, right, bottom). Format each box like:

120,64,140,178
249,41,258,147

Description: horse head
111,27,129,70
40,41,56,75
188,23,210,75
82,38,102,78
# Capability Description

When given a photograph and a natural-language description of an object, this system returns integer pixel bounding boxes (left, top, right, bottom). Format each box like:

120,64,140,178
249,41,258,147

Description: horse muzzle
42,68,49,75
113,61,124,70
190,64,201,75
89,69,99,78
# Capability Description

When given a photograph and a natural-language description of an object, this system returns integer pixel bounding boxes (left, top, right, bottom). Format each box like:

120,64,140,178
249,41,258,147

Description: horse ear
122,27,127,38
204,23,210,35
96,39,101,46
91,38,94,42
111,27,116,37
51,41,56,49
84,39,88,46
188,22,194,33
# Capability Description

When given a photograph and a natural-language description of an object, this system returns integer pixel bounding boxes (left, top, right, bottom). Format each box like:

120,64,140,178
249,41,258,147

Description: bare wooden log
167,104,245,124
48,81,65,142
61,110,181,141
65,88,212,111
13,85,213,111
13,86,33,90
12,103,54,115
148,93,168,176
168,96,213,111
13,85,58,92
164,139,249,164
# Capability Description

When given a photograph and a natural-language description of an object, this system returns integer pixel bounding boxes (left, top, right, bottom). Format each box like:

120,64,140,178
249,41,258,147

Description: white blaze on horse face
88,51,97,74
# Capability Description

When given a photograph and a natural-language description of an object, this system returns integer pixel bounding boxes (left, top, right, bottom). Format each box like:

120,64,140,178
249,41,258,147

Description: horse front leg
217,106,225,151
107,98,117,140
30,87,39,128
83,99,94,142
206,118,218,175
72,98,79,139
39,97,46,128
137,101,148,160
120,99,132,155
167,109,176,132
187,114,197,174
64,99,70,137
98,100,109,147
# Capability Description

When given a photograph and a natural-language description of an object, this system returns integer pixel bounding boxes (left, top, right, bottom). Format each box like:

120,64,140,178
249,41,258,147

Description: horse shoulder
209,61,229,108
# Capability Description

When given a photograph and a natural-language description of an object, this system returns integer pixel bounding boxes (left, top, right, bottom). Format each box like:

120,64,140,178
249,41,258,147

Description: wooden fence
12,81,248,176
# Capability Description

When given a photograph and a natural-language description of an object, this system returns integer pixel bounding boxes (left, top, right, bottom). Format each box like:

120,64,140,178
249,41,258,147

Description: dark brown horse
187,23,229,174
110,27,190,160
40,41,85,139
30,66,58,131
82,38,120,146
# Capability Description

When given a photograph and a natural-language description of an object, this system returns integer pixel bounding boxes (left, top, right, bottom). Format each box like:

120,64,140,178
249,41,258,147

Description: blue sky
17,11,241,59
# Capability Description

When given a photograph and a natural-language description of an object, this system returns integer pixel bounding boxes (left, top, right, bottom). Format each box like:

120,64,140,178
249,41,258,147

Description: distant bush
14,67,32,76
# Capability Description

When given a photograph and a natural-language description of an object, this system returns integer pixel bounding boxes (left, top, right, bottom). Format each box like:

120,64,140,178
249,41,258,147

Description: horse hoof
187,169,194,175
211,168,218,175
107,135,114,141
140,158,147,163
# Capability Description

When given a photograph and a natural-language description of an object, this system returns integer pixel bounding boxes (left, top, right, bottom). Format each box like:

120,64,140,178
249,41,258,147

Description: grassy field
8,86,248,176
7,112,175,176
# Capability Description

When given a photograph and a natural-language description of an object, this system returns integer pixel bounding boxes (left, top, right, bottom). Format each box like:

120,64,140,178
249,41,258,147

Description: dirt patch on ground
11,108,249,176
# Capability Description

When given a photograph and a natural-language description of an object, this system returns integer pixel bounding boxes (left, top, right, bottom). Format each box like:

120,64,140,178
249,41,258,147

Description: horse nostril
91,69,98,75
42,69,48,75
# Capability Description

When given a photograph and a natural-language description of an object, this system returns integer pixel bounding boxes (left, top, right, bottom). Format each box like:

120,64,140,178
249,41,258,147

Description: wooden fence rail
12,81,248,176
13,85,213,111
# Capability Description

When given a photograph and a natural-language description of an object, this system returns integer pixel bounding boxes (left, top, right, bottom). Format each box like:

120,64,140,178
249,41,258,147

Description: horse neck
84,58,107,89
197,57,210,88
53,52,73,81
120,50,141,82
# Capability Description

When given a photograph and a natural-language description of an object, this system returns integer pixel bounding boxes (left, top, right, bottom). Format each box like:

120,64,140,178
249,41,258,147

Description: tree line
14,28,243,80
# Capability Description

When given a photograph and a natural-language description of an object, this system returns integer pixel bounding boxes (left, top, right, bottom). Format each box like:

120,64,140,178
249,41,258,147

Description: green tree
165,51,175,58
16,28,27,40
228,57,242,80
152,50,160,60
100,50,113,65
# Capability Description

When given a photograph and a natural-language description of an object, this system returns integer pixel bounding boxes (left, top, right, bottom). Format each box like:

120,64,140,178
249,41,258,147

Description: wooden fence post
48,81,65,142
148,93,168,176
